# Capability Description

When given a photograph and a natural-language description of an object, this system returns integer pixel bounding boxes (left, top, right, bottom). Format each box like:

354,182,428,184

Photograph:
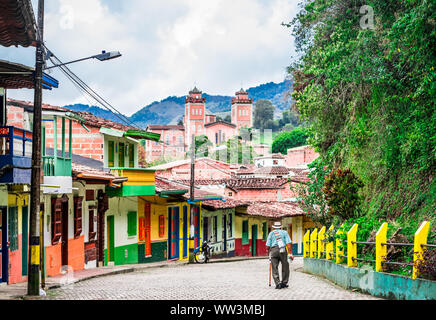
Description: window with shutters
158,215,165,237
88,209,96,241
228,213,232,238
127,211,137,236
119,143,125,167
7,206,18,251
108,141,115,167
129,143,134,168
51,198,62,245
74,196,83,238
242,220,249,245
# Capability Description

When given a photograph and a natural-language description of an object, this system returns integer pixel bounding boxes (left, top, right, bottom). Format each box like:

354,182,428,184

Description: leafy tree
271,127,309,154
253,99,275,129
284,0,436,225
223,114,232,122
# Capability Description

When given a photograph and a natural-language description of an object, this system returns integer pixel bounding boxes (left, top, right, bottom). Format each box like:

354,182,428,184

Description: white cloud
2,0,299,117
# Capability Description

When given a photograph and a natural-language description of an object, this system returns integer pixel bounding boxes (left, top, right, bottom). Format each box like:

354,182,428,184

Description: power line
42,44,143,130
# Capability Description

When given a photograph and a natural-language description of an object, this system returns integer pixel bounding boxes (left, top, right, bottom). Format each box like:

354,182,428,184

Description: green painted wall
104,244,139,266
138,241,167,263
304,258,436,300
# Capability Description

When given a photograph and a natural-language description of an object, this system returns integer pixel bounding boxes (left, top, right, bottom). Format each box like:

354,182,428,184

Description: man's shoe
275,284,281,289
280,283,289,288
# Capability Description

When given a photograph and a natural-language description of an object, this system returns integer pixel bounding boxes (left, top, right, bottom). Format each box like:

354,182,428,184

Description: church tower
231,88,253,130
184,86,206,148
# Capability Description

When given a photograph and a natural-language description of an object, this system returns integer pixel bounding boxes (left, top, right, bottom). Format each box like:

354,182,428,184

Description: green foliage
285,0,436,225
191,135,212,157
272,127,309,154
323,168,364,221
294,157,331,226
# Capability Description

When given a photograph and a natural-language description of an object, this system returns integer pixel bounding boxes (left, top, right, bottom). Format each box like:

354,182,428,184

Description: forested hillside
287,0,435,259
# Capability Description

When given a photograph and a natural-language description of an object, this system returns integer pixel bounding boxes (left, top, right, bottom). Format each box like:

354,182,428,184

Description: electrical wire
42,44,143,130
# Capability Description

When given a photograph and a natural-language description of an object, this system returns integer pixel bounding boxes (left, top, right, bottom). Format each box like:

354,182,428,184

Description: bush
323,168,363,221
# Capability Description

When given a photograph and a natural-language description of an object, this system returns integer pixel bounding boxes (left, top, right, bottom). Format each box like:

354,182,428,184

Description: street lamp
44,50,122,70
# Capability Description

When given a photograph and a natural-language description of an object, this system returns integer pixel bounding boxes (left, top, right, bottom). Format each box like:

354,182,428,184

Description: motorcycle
194,237,213,263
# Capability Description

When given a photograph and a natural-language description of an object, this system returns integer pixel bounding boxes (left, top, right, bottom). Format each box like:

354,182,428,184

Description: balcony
0,126,32,184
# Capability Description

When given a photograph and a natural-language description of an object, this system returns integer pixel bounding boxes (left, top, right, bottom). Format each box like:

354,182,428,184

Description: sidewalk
0,255,268,300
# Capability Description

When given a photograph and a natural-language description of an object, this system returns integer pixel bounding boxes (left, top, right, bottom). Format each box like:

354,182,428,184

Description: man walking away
266,221,294,289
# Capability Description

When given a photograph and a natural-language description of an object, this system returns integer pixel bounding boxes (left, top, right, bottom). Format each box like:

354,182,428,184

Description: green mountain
64,80,293,129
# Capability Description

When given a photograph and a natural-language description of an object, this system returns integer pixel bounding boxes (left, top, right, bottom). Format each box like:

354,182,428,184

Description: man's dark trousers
270,247,290,286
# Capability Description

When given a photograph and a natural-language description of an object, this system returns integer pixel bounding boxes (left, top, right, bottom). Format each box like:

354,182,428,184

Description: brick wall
43,119,104,161
285,146,319,167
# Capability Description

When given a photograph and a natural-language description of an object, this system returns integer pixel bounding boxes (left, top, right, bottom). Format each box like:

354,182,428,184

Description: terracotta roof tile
245,201,304,218
0,0,36,48
254,166,290,175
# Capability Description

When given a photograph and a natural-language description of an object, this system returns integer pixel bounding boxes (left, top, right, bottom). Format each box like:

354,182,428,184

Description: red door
140,203,151,256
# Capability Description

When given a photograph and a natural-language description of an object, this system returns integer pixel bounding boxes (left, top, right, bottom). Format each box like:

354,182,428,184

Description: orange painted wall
8,234,27,284
45,243,62,277
68,236,85,271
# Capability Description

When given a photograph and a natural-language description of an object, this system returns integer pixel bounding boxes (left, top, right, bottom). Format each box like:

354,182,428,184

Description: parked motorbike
194,237,213,263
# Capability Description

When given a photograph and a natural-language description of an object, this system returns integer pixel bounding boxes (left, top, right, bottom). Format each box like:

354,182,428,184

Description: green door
118,143,125,167
22,206,28,276
107,216,115,263
251,225,257,256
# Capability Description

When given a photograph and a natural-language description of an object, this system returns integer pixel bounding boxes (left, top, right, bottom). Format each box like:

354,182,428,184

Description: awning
99,126,124,138
0,0,37,48
124,129,161,142
0,60,59,90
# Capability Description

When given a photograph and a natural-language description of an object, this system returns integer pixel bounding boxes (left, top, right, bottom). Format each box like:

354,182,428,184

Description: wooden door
193,206,200,248
61,199,69,266
252,224,258,257
222,214,227,251
143,203,151,256
168,207,179,259
22,206,28,276
107,216,115,262
0,207,7,283
182,206,187,258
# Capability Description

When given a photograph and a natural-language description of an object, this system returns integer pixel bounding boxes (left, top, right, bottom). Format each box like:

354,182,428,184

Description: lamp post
44,50,122,70
27,0,122,296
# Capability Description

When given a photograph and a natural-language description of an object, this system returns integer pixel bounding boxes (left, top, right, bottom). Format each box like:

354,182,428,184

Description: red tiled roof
174,177,289,191
204,120,236,128
226,178,289,191
254,166,290,175
7,98,70,112
72,162,116,181
0,0,37,48
75,111,135,132
245,201,304,218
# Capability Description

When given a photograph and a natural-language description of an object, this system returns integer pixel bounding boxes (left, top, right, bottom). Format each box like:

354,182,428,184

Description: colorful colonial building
145,87,253,162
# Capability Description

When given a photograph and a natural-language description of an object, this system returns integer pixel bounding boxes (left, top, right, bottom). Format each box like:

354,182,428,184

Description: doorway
0,207,7,283
22,206,28,276
143,202,151,256
168,207,179,259
61,199,69,267
222,214,227,252
106,216,115,263
251,224,258,257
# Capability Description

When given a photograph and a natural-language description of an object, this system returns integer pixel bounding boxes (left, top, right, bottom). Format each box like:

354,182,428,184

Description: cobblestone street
42,258,381,300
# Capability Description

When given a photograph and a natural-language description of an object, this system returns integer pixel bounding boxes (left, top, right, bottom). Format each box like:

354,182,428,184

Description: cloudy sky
1,0,299,116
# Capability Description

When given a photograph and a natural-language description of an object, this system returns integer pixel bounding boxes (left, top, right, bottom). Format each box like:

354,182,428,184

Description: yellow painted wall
235,215,271,240
8,190,29,235
138,196,192,261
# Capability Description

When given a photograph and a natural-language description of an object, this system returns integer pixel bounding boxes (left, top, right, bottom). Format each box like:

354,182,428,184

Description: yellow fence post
375,222,388,272
303,230,310,258
310,228,318,258
413,221,430,280
336,224,344,264
326,225,335,261
318,226,326,259
347,224,358,267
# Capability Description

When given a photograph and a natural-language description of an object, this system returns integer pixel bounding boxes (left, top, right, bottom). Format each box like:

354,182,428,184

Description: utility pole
189,134,195,263
28,0,44,296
